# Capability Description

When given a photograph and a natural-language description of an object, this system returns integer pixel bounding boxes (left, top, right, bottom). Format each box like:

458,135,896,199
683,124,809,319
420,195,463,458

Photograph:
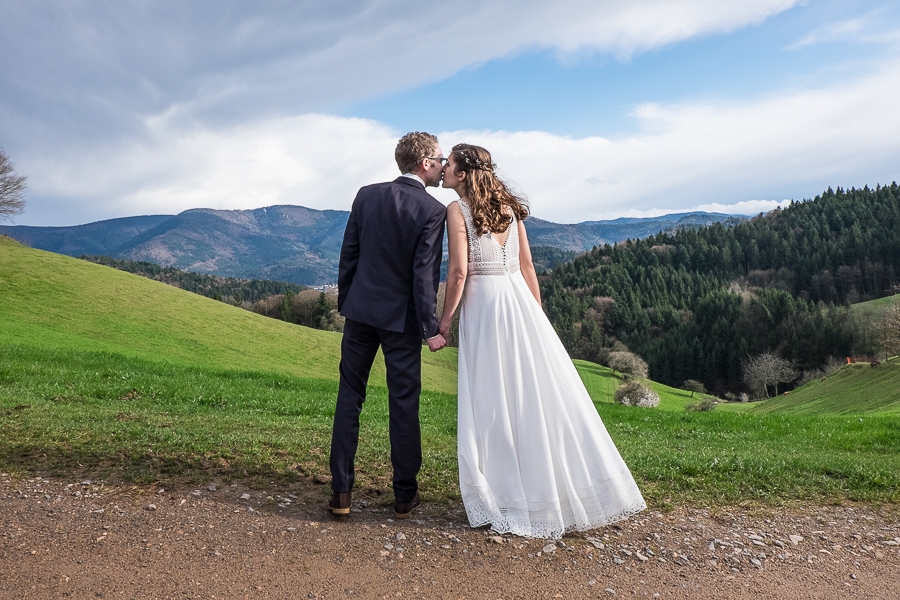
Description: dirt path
2,474,899,599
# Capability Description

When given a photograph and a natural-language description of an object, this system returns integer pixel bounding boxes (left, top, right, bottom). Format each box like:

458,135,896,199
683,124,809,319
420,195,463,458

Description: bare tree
879,292,900,361
607,350,649,380
0,148,27,222
741,351,798,399
682,379,707,397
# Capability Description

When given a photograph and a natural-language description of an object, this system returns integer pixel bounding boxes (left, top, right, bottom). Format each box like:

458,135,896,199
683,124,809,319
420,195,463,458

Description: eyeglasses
424,156,448,166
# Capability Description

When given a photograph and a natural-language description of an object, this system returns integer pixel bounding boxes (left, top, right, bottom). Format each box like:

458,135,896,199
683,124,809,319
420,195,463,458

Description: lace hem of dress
461,481,647,539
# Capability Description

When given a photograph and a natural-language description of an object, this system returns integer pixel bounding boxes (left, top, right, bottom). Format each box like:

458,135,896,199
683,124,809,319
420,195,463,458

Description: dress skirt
457,270,646,539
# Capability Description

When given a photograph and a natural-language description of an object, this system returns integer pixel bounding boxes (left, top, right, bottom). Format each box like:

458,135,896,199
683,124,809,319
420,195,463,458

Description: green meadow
850,292,899,323
2,236,899,505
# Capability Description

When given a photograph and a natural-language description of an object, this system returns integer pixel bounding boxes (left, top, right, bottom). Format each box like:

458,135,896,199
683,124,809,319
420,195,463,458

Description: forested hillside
79,255,307,302
541,183,900,393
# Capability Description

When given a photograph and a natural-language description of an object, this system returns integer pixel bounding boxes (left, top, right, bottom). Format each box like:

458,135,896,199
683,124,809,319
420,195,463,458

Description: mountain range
1,205,744,284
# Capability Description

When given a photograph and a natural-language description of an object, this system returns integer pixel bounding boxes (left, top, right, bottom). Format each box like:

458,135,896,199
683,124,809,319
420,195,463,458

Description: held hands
439,318,452,340
426,334,447,352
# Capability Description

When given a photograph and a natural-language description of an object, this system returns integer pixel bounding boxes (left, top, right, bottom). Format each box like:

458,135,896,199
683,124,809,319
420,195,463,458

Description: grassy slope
572,360,744,412
0,236,456,395
751,360,900,416
2,236,899,505
850,293,898,322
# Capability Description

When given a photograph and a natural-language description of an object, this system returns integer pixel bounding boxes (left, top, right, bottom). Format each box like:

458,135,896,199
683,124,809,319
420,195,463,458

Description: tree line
539,183,900,395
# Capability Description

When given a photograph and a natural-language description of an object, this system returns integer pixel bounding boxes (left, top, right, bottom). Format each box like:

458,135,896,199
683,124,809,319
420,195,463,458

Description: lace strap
457,200,479,264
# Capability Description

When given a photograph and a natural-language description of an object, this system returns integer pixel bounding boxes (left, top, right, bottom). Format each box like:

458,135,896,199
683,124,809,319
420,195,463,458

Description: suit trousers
329,318,422,503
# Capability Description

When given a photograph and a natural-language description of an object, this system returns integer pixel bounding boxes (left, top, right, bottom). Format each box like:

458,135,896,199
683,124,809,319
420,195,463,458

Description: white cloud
24,115,402,223
434,53,900,221
0,1,800,135
787,17,868,49
20,51,900,226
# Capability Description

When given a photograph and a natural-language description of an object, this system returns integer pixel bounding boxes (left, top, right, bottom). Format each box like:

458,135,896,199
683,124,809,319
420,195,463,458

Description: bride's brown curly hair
450,143,528,236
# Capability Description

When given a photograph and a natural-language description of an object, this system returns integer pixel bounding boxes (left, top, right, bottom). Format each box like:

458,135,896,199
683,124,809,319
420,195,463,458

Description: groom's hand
426,334,447,352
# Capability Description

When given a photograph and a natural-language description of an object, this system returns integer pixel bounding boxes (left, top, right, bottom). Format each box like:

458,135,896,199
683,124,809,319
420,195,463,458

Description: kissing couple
328,132,646,538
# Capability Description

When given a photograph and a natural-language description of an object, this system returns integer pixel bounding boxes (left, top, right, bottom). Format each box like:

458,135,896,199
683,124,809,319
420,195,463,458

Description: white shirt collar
401,173,425,186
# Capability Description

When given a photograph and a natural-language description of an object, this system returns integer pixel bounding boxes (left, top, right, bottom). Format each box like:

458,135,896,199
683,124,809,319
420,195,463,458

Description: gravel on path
2,474,899,599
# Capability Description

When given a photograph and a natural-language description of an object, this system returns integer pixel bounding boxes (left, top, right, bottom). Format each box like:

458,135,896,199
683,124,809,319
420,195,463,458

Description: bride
439,143,646,539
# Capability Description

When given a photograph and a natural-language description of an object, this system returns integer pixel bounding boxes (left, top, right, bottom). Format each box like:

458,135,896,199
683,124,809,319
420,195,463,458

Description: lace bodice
458,199,520,276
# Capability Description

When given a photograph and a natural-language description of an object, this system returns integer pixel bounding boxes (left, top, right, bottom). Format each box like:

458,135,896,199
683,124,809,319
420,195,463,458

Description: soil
2,474,899,599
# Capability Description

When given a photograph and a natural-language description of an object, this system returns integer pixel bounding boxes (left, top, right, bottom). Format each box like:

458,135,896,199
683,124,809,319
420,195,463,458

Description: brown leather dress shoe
329,492,351,515
393,491,421,519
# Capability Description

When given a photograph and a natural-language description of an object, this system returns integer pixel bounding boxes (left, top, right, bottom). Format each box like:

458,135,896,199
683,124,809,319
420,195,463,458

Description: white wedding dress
456,199,646,539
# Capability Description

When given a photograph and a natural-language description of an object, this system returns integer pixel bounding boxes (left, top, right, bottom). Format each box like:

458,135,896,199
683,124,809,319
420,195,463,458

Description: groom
329,131,448,518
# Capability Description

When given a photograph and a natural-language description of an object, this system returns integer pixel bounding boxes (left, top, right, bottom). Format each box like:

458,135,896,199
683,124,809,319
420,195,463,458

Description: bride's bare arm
439,202,468,336
518,220,541,306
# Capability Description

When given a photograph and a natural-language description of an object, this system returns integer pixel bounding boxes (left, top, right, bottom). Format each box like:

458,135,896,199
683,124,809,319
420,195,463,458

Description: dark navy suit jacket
337,176,447,339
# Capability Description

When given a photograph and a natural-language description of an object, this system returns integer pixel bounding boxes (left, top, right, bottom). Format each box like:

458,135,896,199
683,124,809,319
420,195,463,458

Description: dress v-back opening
489,226,511,249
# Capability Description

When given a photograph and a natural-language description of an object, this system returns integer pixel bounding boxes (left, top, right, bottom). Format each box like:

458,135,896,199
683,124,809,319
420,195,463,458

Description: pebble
542,544,557,553
636,552,648,562
789,535,804,545
774,540,785,548
81,480,91,486
384,543,394,550
240,493,251,500
884,540,899,546
146,504,157,511
191,490,201,496
208,485,217,492
750,558,762,567
605,588,616,595
489,536,505,544
396,533,406,541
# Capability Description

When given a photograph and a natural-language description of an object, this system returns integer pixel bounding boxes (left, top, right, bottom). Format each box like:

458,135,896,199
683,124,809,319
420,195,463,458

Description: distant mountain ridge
1,205,744,284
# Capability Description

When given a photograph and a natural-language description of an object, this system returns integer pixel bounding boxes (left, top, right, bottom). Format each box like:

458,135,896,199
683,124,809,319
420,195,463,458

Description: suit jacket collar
394,175,426,190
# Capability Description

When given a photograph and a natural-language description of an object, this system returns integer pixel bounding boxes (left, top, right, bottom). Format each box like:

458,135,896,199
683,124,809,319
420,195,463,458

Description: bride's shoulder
447,199,467,213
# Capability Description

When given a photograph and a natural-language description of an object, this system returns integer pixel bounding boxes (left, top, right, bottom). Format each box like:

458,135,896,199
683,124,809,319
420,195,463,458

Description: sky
1,0,898,226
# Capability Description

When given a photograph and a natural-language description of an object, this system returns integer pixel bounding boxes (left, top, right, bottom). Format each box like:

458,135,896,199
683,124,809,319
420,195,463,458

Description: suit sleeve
337,196,361,312
412,204,447,339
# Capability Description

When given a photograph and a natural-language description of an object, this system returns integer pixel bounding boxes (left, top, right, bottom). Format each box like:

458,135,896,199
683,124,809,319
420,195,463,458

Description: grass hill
850,293,899,323
1,235,898,506
751,360,900,416
0,235,456,394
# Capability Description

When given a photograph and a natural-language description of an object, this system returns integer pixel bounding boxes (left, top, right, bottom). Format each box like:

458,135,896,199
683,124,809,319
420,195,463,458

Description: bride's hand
439,318,451,338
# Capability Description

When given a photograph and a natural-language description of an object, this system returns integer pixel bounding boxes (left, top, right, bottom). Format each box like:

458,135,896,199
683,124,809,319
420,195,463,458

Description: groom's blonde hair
395,131,439,174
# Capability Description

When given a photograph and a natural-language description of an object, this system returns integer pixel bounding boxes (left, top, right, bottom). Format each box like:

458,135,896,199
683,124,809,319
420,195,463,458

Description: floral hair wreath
456,149,497,172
